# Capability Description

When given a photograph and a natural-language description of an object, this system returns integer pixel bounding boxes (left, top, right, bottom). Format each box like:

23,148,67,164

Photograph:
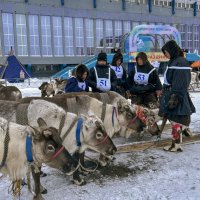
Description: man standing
88,52,117,92
159,40,195,152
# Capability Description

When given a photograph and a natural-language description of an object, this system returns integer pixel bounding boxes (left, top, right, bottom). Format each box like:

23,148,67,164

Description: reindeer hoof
41,188,47,194
99,160,108,167
40,185,47,194
40,171,47,177
72,178,86,186
33,194,45,200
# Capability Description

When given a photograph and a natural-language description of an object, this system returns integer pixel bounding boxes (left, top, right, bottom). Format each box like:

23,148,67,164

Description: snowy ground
1,78,200,200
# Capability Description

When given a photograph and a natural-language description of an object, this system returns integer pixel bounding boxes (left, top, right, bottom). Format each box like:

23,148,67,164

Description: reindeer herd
0,79,160,200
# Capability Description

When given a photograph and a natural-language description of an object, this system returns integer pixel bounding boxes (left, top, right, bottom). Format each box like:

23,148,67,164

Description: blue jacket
64,77,89,92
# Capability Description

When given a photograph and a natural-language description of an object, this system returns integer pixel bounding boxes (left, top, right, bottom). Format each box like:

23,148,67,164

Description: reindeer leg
72,170,86,186
158,116,168,137
31,166,44,200
70,152,86,186
78,152,89,175
99,154,110,167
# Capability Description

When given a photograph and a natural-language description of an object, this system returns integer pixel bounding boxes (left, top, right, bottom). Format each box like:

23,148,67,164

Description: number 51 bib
94,67,111,92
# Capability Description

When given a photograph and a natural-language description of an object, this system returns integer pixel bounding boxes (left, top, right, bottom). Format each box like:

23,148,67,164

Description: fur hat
97,52,107,62
111,52,123,66
76,64,89,80
162,40,184,59
136,52,149,65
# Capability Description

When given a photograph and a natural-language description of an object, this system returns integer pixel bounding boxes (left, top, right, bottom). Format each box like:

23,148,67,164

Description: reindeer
39,79,67,97
0,84,22,101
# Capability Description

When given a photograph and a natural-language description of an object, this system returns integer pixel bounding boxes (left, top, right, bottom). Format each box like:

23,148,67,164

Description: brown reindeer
0,84,22,101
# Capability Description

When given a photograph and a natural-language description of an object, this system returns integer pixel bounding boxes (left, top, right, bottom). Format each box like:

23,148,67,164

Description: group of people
64,40,196,152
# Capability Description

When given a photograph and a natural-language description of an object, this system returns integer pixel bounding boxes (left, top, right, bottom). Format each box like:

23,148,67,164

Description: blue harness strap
26,134,33,162
76,118,84,147
112,107,116,127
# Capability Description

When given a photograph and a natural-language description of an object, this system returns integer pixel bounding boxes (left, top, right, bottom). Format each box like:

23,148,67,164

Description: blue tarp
186,53,200,61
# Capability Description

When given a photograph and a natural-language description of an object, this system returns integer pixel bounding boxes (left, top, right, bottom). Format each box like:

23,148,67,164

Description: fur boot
182,127,193,137
164,139,183,152
164,123,183,152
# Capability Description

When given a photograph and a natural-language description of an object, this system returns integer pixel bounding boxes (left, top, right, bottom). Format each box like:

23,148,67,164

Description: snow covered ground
0,78,200,200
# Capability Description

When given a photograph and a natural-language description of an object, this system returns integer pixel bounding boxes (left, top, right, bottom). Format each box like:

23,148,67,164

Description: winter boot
182,127,193,137
164,123,183,152
163,139,183,152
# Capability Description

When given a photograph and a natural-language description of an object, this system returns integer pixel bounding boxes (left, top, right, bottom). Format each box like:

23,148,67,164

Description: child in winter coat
65,64,89,92
87,52,117,92
127,52,162,109
110,52,128,97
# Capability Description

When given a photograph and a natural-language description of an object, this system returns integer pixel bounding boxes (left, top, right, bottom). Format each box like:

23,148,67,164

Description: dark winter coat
127,63,162,94
64,77,89,93
87,64,117,92
159,57,196,126
110,65,127,88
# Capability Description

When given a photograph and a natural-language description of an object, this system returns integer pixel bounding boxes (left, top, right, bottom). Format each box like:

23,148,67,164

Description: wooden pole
117,134,200,153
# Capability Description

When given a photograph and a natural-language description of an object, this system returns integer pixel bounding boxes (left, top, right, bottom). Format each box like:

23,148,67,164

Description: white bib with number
94,67,111,92
110,65,123,79
78,81,86,90
134,66,155,85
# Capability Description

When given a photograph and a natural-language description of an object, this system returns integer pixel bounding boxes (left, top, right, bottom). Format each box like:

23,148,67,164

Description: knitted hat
97,52,107,62
162,40,184,59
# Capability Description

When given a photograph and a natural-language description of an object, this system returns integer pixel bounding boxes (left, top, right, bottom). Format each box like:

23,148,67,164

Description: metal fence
0,77,51,88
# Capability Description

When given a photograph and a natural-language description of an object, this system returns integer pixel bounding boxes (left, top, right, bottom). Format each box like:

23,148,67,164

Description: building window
114,21,122,48
154,0,162,6
179,24,186,49
2,13,15,55
75,18,84,55
163,1,169,6
53,17,63,56
96,19,104,53
194,25,199,53
85,19,94,55
41,16,52,56
16,14,28,56
187,25,192,52
29,15,40,56
64,17,74,56
105,20,113,52
123,21,131,34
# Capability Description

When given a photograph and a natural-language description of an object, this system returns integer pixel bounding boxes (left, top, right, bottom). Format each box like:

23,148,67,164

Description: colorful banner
126,25,181,53
129,52,169,62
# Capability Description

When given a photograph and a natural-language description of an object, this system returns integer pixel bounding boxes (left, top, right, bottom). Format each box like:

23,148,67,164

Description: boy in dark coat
159,40,196,152
64,64,89,92
87,52,117,92
127,52,162,109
